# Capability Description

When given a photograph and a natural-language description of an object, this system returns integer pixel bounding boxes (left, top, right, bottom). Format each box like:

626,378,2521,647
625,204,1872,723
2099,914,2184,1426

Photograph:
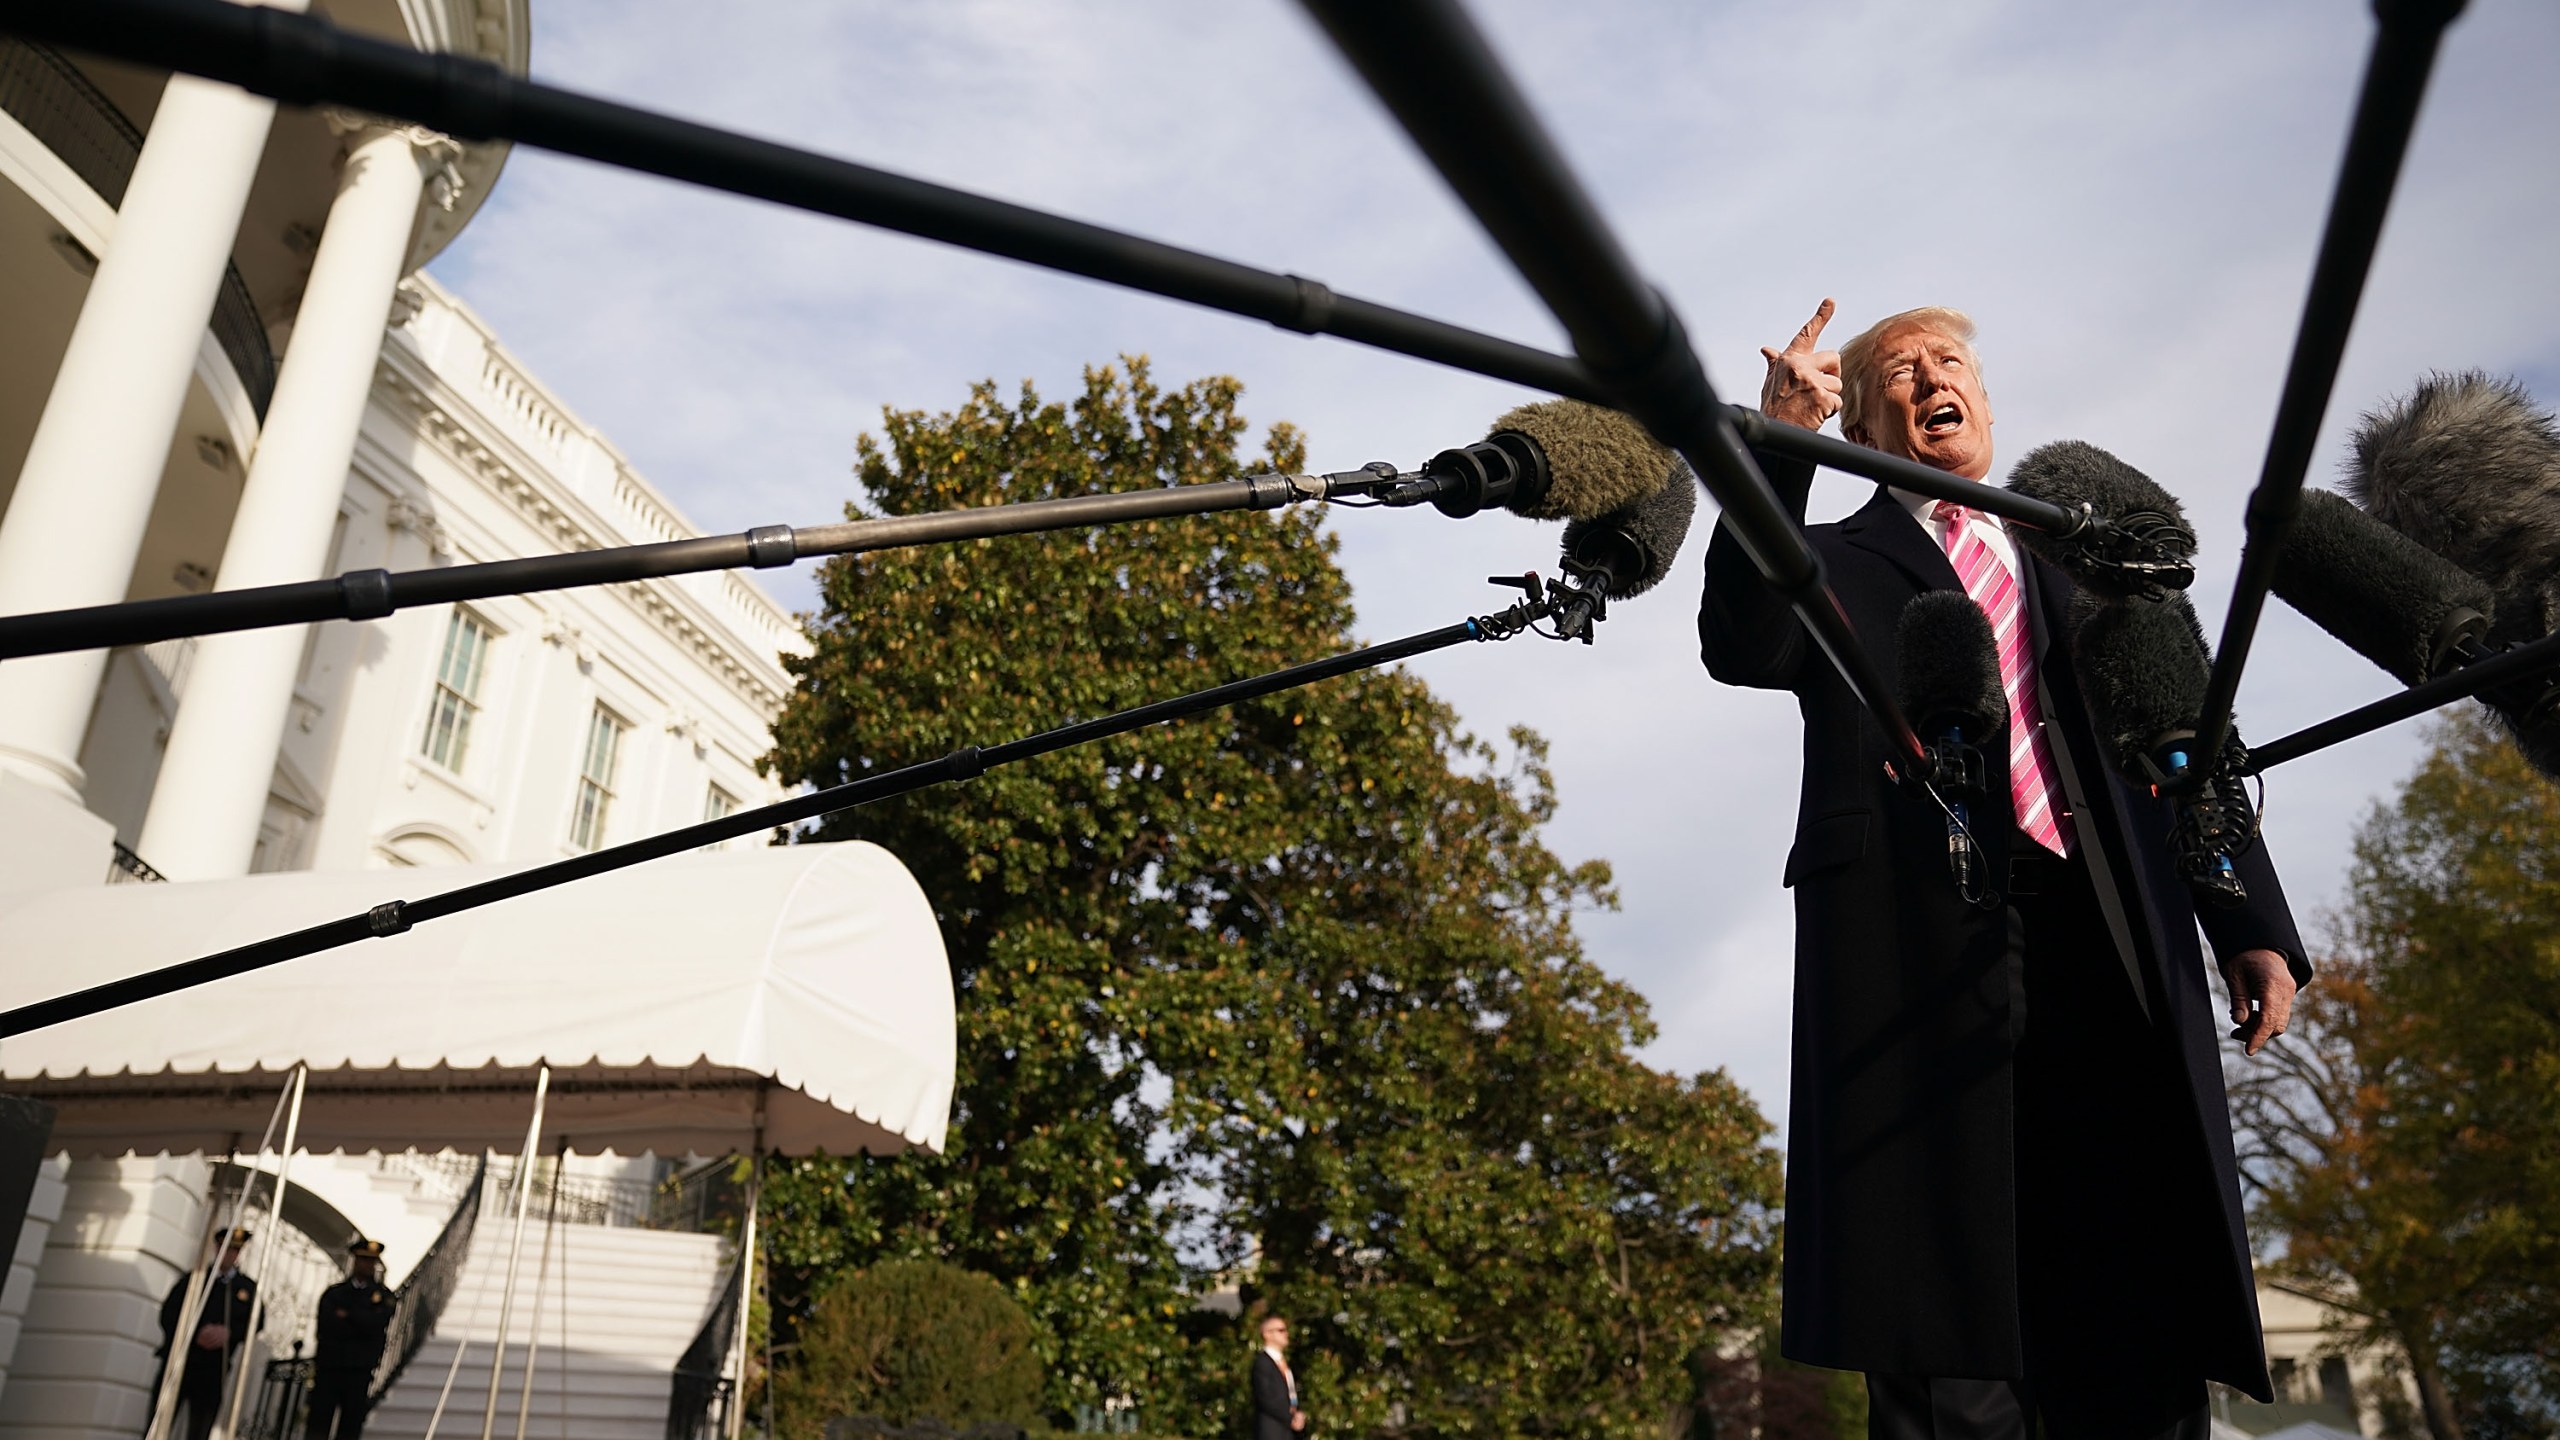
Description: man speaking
1700,300,2309,1439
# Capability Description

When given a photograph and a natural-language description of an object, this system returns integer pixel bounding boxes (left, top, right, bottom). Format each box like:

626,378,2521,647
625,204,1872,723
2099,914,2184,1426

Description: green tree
760,360,1781,1438
773,1259,1044,1434
2229,713,2560,1439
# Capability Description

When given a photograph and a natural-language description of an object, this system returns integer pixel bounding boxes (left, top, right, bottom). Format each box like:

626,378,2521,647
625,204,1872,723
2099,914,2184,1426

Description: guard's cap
221,1227,253,1247
348,1237,385,1260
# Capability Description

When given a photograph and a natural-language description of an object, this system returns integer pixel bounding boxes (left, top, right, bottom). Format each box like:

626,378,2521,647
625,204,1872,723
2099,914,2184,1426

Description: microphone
1549,458,1700,640
2344,371,2560,774
2068,593,2256,908
2271,488,2496,685
1381,400,1677,520
1895,590,2006,902
2004,441,2200,599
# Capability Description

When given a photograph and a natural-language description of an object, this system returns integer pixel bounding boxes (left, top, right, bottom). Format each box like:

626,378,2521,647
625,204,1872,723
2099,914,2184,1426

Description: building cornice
370,340,799,722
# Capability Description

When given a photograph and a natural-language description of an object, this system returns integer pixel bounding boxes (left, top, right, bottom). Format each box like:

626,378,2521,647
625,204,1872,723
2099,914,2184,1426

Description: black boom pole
1295,0,1927,768
2186,0,2467,781
0,471,1360,660
0,594,1556,1037
0,0,1606,405
0,407,2098,661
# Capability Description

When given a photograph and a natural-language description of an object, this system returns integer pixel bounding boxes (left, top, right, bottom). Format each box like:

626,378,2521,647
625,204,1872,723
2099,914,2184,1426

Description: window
701,786,740,850
569,707,626,850
419,610,493,771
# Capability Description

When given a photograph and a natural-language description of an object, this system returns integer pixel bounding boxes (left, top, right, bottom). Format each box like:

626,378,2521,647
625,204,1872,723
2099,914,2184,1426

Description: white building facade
0,7,805,1433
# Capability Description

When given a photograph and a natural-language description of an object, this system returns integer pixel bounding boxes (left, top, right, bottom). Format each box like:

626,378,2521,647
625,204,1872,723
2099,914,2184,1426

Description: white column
0,27,306,801
136,123,441,880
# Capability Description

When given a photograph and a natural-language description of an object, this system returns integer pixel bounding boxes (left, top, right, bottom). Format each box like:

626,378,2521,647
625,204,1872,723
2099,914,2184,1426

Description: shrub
778,1259,1044,1433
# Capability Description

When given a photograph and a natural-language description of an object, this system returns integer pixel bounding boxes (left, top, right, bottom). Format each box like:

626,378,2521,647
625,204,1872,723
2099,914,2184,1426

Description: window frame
567,704,628,851
417,607,496,776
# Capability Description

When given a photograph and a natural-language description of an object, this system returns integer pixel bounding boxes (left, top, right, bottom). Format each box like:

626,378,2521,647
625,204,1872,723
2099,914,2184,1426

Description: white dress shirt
1264,1346,1296,1407
1890,486,2023,579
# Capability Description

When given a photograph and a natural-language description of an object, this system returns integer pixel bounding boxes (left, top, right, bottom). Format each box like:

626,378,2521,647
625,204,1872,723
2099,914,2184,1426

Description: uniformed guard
305,1236,397,1440
150,1226,257,1440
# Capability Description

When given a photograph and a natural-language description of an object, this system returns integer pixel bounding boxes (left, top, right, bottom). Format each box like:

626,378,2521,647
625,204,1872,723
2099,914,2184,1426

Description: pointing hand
1759,297,1843,432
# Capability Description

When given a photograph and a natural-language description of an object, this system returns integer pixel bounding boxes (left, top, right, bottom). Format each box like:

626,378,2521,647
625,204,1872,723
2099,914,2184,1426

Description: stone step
364,1221,729,1440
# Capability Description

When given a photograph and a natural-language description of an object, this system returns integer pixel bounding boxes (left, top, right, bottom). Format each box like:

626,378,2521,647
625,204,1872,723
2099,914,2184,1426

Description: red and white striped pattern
1933,502,2070,857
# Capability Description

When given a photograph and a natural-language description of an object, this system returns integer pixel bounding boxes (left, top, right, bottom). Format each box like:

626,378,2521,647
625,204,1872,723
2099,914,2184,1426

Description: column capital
321,111,471,212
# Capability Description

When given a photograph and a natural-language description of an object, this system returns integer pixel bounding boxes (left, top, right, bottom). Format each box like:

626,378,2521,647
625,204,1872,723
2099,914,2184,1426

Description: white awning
0,842,953,1158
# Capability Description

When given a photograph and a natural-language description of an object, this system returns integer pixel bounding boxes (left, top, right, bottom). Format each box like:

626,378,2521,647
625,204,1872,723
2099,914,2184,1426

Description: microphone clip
1550,559,1613,644
2138,729,2259,910
1483,567,1615,646
2058,504,2199,600
1898,732,1998,910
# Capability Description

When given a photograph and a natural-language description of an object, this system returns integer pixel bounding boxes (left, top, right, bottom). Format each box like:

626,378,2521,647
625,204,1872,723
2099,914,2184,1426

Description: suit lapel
1839,485,1962,594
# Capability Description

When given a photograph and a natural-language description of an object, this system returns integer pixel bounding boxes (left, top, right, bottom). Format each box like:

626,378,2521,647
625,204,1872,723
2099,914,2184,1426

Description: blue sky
431,0,2560,1134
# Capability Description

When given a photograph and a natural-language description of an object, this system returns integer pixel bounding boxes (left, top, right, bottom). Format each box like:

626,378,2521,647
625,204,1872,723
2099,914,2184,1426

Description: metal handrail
371,1151,487,1403
0,36,276,417
664,1246,743,1440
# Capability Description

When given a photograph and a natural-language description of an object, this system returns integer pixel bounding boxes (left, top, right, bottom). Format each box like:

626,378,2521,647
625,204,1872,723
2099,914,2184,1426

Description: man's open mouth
1922,404,1963,435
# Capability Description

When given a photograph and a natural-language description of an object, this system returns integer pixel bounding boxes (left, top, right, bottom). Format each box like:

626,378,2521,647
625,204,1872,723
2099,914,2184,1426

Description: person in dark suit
1250,1314,1305,1440
1701,300,2310,1440
151,1227,258,1440
304,1236,396,1439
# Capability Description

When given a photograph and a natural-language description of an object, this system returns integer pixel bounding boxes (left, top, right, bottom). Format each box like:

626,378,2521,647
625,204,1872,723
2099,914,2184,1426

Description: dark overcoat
1698,461,2309,1397
1250,1352,1296,1440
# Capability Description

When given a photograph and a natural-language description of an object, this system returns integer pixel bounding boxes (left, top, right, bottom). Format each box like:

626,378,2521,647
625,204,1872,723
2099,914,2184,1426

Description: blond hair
1838,306,1982,437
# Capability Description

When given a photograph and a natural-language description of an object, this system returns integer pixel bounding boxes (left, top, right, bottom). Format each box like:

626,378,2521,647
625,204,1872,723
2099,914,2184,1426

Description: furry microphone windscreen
2348,371,2560,652
2272,489,2498,685
1559,458,1700,600
2004,440,2196,598
2069,591,2215,772
1896,590,2006,741
1490,401,1676,521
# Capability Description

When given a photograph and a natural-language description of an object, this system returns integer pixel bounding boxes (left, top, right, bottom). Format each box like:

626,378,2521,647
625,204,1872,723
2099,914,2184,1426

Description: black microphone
1381,400,1678,520
2068,593,2256,908
1549,458,1700,640
2272,488,2496,684
1896,591,2006,902
2348,370,2560,773
2004,441,2200,599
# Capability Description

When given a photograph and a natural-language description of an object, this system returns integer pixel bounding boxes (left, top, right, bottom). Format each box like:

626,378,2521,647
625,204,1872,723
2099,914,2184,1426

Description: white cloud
431,0,2560,1133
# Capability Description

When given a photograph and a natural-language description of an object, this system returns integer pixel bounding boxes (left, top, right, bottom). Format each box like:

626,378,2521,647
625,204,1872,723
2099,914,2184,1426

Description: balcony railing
0,37,277,418
388,1150,747,1236
107,841,167,884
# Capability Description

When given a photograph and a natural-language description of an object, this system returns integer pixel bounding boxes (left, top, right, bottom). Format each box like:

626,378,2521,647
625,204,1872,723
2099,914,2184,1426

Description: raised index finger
1785,297,1837,355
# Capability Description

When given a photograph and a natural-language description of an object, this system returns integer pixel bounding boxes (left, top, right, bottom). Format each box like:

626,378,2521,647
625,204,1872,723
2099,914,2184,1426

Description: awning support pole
726,1096,765,1440
511,1135,567,1440
222,1062,307,1437
145,1118,253,1440
479,1065,550,1440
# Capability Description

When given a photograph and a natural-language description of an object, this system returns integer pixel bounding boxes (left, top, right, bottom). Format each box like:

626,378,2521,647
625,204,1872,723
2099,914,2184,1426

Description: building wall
0,1158,208,1440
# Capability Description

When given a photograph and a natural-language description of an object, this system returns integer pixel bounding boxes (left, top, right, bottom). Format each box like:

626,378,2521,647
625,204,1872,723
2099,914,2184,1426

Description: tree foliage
2229,713,2560,1439
759,361,1782,1438
772,1259,1044,1434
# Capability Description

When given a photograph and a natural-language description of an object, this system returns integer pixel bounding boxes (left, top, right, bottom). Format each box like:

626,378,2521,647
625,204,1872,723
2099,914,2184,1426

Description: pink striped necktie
1933,502,2071,858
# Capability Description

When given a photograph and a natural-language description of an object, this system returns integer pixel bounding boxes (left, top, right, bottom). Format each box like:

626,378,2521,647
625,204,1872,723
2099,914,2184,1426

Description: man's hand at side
1760,297,1843,432
2224,948,2297,1056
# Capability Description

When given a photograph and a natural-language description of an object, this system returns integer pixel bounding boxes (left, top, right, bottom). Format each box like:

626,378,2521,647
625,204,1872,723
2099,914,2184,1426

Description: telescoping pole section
0,0,1600,405
2183,0,2468,781
0,422,2087,661
0,595,1558,1037
0,471,1345,659
1293,0,1926,769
